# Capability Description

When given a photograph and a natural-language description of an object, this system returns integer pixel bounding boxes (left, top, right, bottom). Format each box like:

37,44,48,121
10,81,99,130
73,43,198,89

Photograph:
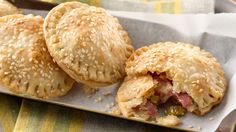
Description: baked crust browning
117,42,227,125
0,14,75,98
125,42,226,115
43,2,133,87
0,0,21,17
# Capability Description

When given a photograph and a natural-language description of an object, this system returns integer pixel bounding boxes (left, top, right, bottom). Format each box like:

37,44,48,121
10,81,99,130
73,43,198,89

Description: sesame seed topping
34,60,38,64
199,89,203,92
4,72,9,75
29,58,33,62
42,48,46,52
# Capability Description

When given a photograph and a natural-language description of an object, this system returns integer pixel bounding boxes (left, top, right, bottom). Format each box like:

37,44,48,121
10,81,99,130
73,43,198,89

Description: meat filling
132,73,193,119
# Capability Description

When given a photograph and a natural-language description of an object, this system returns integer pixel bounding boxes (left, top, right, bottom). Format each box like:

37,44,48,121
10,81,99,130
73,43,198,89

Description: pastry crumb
97,97,103,102
103,92,112,96
156,115,182,126
198,126,202,130
83,86,99,94
107,104,111,108
208,117,214,121
87,95,92,98
110,102,115,107
106,104,111,109
188,125,193,128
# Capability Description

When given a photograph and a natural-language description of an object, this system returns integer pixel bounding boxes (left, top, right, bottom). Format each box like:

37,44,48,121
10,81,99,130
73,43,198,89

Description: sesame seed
188,125,193,128
34,60,38,64
82,49,85,53
52,59,56,63
4,72,9,75
12,55,17,59
82,42,86,47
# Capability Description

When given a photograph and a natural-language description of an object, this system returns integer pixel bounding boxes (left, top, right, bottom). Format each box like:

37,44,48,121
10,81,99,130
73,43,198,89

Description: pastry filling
132,72,194,119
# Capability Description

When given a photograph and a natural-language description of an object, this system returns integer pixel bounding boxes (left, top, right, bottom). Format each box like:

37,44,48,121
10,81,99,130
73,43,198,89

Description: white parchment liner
1,9,236,131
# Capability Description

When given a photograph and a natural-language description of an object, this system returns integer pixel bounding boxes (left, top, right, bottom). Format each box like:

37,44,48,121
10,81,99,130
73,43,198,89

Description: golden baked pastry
117,42,227,125
43,2,133,87
0,0,21,17
0,14,75,98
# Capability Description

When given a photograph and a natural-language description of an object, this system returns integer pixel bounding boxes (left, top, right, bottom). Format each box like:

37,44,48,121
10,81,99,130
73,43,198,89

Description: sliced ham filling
132,73,193,118
145,101,157,117
172,93,192,108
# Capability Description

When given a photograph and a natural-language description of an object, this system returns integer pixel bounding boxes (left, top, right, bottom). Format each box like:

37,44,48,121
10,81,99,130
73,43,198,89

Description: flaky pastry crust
118,42,227,118
43,2,133,87
0,14,75,98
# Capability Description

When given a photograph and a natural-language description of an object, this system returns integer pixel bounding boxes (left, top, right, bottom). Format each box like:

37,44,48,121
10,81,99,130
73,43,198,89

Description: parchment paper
1,9,236,132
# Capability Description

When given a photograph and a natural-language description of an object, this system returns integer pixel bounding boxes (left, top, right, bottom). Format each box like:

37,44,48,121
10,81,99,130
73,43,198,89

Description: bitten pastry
0,14,75,98
43,2,133,87
117,42,227,126
0,0,21,17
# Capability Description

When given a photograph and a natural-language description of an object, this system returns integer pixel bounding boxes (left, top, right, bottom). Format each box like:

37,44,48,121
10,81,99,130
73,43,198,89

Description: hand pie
0,0,21,17
117,42,227,125
43,2,133,87
0,14,75,98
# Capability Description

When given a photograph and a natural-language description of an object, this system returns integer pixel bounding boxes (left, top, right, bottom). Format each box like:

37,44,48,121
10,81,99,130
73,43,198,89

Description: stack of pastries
0,0,227,126
0,1,133,98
